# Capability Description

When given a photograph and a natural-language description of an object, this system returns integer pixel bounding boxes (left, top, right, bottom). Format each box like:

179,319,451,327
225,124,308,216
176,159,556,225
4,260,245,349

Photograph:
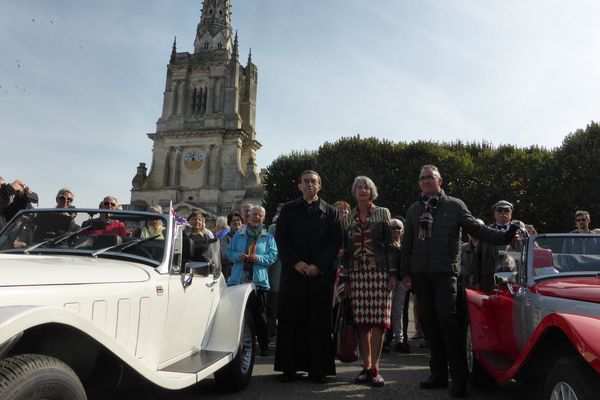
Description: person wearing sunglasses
400,165,519,398
53,188,81,234
383,218,412,355
472,200,522,294
572,210,594,233
55,188,75,209
82,196,127,237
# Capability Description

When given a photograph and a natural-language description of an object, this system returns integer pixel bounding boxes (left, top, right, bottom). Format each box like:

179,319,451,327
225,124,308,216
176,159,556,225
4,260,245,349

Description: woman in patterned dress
342,176,396,387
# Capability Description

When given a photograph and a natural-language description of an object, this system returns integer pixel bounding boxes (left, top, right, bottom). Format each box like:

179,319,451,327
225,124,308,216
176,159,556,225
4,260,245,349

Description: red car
466,233,600,400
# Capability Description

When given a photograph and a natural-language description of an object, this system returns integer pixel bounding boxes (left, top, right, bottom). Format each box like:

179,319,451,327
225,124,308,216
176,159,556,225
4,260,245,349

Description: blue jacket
227,225,278,289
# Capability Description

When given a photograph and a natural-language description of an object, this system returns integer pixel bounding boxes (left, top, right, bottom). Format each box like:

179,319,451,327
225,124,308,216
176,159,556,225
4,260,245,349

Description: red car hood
535,278,600,304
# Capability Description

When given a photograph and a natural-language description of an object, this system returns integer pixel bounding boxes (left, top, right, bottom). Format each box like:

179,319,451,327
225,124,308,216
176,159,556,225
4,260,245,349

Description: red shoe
354,368,371,384
370,368,384,387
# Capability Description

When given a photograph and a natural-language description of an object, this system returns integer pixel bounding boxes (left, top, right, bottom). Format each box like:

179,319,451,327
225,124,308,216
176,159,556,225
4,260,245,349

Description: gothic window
204,41,209,50
217,42,222,50
192,86,208,114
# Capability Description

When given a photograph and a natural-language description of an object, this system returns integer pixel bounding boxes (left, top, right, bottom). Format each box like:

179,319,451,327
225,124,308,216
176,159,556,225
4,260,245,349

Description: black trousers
412,272,468,383
249,288,269,351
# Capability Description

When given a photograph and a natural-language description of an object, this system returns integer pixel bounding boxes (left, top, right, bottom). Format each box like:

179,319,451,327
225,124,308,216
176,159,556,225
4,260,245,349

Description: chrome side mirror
182,273,193,289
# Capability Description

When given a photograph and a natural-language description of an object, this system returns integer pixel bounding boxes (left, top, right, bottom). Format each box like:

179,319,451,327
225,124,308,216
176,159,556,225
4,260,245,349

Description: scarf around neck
418,195,439,240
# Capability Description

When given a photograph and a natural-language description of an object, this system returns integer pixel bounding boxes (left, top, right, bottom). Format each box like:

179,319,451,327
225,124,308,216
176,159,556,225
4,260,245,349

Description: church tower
130,0,262,217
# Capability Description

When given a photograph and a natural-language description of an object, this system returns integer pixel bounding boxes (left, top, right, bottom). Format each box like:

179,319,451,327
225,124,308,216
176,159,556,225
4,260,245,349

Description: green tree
261,122,598,233
552,121,600,231
261,150,316,223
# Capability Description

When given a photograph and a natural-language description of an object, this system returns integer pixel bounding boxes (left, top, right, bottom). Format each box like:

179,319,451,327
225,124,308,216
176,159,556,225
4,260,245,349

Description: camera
1,182,38,224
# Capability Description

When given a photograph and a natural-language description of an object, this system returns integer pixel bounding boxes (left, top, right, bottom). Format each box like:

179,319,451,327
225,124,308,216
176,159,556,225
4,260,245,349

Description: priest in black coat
274,170,343,383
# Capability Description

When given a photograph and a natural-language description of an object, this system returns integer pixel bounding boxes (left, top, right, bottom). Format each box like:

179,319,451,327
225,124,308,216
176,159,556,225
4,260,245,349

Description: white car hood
0,254,150,287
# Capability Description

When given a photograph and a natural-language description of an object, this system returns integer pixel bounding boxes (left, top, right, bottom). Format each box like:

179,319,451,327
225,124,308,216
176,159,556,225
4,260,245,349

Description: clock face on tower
183,150,204,171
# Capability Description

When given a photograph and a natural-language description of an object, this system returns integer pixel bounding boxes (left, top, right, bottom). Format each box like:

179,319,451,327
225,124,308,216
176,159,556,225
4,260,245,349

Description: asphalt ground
114,299,528,400
115,337,526,400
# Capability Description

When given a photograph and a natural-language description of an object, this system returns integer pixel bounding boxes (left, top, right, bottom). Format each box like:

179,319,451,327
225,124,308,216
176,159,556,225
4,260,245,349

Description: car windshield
0,209,168,266
531,235,600,278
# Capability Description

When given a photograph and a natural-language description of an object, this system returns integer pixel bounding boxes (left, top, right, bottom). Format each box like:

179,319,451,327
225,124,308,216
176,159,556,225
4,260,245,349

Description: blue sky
2,1,600,208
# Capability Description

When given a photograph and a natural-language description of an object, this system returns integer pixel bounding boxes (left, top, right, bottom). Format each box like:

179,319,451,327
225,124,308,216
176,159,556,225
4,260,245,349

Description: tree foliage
262,122,600,232
262,150,316,223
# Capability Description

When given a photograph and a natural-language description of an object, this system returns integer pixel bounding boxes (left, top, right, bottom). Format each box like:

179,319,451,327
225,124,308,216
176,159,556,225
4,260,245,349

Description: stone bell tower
130,0,263,218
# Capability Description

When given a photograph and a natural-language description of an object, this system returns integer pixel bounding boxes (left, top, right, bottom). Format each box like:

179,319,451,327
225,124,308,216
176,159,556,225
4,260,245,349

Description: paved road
113,300,528,399
115,339,527,400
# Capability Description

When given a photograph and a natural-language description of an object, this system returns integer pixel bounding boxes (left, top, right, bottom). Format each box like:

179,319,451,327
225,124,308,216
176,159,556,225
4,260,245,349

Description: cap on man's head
492,200,513,212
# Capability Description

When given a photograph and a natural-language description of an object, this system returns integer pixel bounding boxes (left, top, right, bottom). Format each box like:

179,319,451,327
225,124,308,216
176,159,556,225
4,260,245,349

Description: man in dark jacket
473,200,521,293
401,165,517,398
274,170,343,383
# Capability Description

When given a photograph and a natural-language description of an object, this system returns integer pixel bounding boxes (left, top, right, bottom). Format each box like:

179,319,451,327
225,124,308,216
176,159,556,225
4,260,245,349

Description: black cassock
274,197,342,376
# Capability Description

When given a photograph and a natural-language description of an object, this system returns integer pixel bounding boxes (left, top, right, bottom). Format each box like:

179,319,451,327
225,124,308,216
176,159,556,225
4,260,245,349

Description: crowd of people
2,168,599,398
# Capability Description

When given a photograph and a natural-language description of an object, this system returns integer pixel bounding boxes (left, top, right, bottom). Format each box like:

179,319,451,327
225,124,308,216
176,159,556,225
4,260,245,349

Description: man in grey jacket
401,165,517,398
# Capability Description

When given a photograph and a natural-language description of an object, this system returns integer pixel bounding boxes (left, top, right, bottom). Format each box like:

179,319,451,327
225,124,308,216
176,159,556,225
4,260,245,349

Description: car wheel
0,354,87,400
213,309,256,392
466,323,496,388
545,356,600,400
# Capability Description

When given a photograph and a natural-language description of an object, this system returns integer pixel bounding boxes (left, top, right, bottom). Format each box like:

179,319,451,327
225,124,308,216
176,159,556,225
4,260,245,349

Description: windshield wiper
23,225,92,254
91,234,161,257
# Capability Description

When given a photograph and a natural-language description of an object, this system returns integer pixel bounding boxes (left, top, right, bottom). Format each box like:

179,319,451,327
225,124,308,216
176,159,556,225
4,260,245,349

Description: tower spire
170,36,177,62
199,0,231,29
233,30,239,60
247,48,252,65
194,0,233,54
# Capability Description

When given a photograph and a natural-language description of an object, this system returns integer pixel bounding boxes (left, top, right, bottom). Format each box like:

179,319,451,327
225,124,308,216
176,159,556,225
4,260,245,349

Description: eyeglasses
419,175,437,182
56,195,74,203
392,227,403,231
103,201,117,207
576,218,588,222
495,208,511,213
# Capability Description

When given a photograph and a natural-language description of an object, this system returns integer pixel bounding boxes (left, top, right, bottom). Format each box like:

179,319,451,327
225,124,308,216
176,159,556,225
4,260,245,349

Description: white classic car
0,208,255,400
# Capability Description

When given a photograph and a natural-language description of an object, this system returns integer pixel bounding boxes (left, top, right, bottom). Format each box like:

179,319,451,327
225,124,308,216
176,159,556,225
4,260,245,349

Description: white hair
148,205,162,214
215,215,229,229
390,218,403,229
351,175,379,201
251,205,266,216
